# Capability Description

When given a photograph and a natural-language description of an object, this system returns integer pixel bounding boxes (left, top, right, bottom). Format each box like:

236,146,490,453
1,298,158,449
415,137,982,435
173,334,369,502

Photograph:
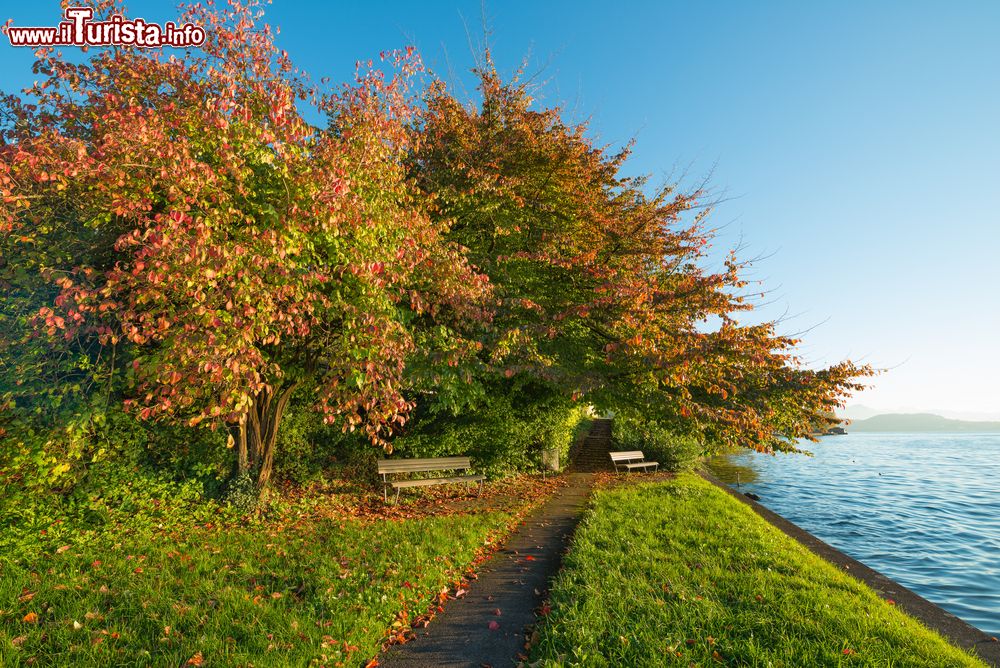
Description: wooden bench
609,451,659,473
377,456,485,503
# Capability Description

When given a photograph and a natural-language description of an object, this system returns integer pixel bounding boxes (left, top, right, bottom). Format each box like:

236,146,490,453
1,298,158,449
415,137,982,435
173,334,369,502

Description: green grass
530,474,986,667
0,501,523,666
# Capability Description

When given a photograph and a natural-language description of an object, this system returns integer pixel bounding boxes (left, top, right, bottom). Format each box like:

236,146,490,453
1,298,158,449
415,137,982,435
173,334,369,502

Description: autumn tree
0,1,488,492
411,59,870,456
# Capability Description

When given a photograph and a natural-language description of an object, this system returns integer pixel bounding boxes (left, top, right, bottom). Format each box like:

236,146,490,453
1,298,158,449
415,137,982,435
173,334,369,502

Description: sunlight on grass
0,510,517,666
530,474,986,667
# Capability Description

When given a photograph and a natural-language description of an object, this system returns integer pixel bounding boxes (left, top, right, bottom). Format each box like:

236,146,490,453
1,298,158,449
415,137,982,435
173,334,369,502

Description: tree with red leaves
1,1,488,492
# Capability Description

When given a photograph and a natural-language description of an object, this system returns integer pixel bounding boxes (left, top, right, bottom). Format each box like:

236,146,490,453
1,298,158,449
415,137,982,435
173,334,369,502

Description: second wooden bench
609,450,659,473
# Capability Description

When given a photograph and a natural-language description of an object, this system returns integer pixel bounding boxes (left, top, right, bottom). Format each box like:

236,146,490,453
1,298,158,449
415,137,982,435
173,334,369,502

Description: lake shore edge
699,470,1000,666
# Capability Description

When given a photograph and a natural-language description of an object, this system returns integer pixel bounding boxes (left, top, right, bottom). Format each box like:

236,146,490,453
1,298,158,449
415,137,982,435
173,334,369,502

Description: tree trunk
232,382,299,496
234,417,248,474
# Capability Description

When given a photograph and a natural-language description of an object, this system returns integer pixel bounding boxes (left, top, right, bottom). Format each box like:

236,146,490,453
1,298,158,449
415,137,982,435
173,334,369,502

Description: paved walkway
379,471,596,668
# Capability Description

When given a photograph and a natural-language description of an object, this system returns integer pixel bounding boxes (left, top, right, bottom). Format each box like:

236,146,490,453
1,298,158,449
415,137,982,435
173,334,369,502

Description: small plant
224,471,260,514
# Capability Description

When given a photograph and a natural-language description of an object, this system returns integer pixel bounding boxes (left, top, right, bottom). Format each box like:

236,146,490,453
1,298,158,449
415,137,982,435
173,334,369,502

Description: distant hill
847,413,1000,433
840,404,1000,422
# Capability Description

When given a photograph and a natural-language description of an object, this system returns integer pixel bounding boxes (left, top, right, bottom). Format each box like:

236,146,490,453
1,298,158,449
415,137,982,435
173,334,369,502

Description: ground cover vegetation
529,475,987,667
0,467,561,666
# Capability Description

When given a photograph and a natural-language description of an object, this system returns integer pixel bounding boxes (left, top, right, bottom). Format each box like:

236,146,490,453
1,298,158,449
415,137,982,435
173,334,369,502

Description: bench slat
624,462,658,469
391,474,485,489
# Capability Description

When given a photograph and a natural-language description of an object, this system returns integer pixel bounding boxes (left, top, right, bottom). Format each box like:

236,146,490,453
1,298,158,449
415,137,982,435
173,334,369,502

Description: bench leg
394,487,401,504
478,479,484,497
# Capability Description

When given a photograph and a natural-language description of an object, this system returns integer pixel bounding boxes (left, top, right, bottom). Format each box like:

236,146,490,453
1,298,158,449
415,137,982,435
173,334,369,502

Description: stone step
568,418,616,472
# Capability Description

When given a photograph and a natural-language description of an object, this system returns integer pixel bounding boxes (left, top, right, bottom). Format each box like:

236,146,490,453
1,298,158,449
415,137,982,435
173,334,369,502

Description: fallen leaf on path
488,621,500,631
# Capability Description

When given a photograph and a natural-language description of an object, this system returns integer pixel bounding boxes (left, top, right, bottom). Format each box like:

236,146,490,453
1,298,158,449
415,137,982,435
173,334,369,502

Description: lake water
709,433,1000,637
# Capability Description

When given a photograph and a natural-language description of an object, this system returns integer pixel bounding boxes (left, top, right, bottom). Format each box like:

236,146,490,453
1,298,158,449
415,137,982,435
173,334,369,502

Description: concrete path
379,472,595,668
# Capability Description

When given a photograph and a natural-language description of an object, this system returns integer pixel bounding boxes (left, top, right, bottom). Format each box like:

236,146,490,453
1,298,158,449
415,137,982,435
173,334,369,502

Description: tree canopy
413,59,868,453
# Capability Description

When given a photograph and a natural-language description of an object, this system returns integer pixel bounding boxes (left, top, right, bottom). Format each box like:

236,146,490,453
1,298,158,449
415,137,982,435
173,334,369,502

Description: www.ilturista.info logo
4,6,205,48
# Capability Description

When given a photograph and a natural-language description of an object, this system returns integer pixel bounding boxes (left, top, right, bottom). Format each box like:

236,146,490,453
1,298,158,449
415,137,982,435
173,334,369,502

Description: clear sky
3,1,999,417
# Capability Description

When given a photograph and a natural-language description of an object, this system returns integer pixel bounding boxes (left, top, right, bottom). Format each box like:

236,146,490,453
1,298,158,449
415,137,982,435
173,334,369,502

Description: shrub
0,455,227,565
272,401,373,485
612,411,705,472
541,404,592,471
392,381,586,477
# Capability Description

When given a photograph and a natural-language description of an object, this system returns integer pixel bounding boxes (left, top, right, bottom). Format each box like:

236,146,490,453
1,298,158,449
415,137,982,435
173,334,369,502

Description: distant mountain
840,404,1000,422
847,413,1000,433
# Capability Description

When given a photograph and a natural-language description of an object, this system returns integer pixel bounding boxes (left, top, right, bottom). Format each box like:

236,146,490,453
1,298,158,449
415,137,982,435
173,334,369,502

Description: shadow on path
378,472,595,668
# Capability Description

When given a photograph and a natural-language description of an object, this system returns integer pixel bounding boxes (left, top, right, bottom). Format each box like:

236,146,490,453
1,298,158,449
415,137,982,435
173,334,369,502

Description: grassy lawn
0,476,556,667
530,474,986,667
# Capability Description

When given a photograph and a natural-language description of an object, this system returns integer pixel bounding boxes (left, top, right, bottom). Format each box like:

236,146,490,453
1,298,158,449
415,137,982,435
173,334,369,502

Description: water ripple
716,433,1000,636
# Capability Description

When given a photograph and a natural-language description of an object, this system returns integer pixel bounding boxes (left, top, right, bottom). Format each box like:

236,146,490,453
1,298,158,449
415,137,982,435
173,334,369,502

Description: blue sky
3,1,999,417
